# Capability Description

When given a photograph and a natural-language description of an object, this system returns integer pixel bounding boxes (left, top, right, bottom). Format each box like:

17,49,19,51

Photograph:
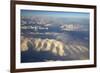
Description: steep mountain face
21,36,89,61
21,37,65,56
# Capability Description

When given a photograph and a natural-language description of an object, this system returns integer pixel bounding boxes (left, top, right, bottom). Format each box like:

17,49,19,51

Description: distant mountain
21,15,89,32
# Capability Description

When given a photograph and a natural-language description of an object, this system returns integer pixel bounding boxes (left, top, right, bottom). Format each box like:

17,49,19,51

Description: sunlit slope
21,37,88,59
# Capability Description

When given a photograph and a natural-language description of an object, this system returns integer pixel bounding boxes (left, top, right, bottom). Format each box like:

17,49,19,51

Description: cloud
60,24,81,31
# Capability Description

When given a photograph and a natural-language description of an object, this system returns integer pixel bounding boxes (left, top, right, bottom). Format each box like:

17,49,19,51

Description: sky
21,9,90,19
